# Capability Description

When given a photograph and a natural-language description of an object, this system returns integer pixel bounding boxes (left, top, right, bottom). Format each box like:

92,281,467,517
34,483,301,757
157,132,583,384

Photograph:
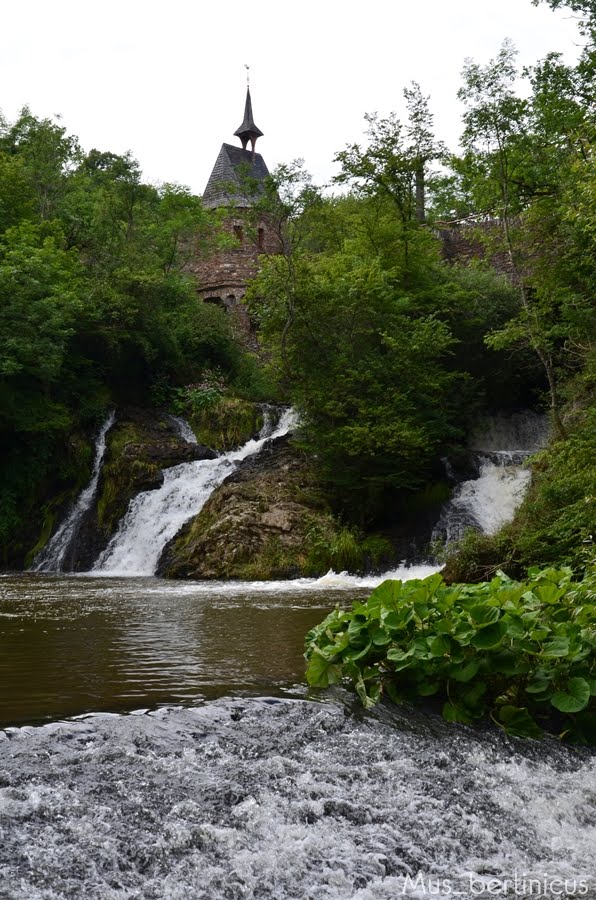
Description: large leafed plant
305,566,596,742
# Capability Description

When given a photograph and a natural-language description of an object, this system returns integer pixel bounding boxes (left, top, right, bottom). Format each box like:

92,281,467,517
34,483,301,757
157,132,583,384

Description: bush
305,565,596,743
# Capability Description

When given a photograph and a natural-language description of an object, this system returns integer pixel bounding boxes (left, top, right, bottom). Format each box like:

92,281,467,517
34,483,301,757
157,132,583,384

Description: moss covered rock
158,435,353,580
188,396,263,452
23,433,95,569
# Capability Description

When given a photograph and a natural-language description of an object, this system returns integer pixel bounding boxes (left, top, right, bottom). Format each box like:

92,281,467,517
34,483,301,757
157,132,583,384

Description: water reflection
0,574,367,725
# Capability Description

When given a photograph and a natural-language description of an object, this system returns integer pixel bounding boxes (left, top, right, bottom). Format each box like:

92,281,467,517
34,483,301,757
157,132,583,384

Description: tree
0,109,247,562
532,0,596,34
403,82,446,223
0,108,80,221
243,160,324,371
457,41,571,436
333,85,444,280
251,239,465,519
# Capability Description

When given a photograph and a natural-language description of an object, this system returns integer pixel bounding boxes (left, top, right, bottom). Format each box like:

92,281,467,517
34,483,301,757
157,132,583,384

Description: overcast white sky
0,0,583,195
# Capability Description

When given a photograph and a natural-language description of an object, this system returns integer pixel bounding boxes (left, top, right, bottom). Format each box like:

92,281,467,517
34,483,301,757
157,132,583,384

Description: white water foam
433,413,548,546
93,409,298,577
31,411,116,573
125,563,441,596
1,698,594,899
441,456,532,540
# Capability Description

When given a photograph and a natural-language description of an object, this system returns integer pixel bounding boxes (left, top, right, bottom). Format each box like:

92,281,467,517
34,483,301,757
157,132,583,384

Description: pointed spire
234,86,264,154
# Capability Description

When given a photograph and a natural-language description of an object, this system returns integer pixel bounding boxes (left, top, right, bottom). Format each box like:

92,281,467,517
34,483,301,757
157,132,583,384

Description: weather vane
245,63,250,86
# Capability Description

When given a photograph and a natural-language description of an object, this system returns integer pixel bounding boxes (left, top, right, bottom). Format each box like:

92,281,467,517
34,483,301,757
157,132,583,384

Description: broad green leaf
343,641,373,662
369,580,403,609
490,650,529,676
442,701,473,725
506,617,526,639
305,650,342,687
469,605,501,627
459,681,487,712
371,627,391,646
387,646,414,662
551,677,591,713
541,637,570,658
525,671,554,694
384,610,412,631
534,584,566,605
449,659,480,682
471,620,506,649
417,682,440,696
498,705,543,739
429,635,451,657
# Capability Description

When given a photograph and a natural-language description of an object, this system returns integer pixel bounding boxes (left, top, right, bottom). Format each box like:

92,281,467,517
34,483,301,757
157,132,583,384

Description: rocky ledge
158,434,344,580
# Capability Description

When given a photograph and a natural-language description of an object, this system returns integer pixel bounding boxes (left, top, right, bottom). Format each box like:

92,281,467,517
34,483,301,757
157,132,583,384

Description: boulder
158,435,343,580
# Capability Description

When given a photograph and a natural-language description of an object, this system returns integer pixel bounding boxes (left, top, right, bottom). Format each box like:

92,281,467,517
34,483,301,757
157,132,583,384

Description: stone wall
187,211,282,308
437,220,514,277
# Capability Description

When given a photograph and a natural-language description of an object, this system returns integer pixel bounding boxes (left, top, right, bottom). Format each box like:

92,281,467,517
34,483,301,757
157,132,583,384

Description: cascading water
167,414,198,444
93,408,298,576
432,412,549,546
31,411,116,573
0,697,594,899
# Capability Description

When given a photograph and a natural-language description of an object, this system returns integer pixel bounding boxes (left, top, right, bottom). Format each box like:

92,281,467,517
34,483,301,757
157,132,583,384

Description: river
1,572,595,899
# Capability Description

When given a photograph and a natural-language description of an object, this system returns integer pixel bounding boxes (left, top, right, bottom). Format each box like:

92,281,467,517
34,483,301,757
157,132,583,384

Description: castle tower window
233,225,243,243
257,227,265,250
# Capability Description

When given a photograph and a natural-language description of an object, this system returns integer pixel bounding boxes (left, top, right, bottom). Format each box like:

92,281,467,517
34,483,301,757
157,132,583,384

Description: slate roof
202,143,270,209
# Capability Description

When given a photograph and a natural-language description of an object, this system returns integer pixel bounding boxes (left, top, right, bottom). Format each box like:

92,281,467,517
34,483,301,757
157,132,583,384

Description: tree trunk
415,160,425,224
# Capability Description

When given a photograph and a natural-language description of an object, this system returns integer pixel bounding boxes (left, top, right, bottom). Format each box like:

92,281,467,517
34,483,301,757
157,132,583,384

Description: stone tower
190,86,279,309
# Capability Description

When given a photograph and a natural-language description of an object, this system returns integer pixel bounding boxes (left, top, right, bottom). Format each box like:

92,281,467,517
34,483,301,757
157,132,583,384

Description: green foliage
284,258,463,516
507,406,596,568
247,83,554,525
452,37,595,434
248,185,533,521
0,108,251,562
305,566,596,742
0,221,83,391
305,523,365,575
533,0,596,35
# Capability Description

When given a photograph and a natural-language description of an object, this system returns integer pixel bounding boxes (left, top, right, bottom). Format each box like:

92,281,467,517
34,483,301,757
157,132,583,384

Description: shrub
305,565,596,743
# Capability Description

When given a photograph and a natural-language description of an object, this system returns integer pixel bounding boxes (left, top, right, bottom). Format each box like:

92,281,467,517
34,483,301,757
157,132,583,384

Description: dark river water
0,571,595,899
0,572,363,725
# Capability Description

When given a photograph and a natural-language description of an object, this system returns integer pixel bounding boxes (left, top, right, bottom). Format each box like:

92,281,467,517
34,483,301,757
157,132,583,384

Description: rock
188,397,264,452
157,435,343,580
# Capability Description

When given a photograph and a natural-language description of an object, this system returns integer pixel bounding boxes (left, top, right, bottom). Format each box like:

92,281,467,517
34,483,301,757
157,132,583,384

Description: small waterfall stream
432,412,549,546
93,408,298,576
167,414,198,444
31,411,116,573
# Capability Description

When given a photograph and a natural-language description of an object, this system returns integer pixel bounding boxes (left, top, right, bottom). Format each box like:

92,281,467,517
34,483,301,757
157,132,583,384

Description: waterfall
167,414,198,444
432,412,549,546
31,411,116,573
92,408,298,577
